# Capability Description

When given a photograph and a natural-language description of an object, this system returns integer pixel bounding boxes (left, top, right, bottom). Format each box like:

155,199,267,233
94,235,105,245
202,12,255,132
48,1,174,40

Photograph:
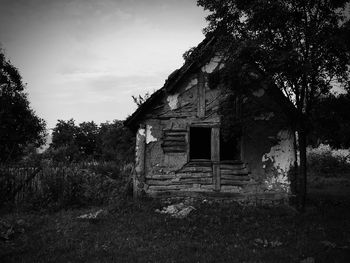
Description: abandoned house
125,36,296,203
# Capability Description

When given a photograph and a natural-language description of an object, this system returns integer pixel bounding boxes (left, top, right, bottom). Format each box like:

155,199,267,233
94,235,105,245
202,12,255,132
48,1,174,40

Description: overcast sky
0,0,207,128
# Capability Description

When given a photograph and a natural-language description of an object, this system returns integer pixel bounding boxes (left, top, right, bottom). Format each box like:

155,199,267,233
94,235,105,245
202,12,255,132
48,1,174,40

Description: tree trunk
298,126,308,212
289,131,299,206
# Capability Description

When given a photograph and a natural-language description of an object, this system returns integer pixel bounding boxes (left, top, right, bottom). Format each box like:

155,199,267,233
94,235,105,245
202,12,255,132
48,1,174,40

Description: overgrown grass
1,162,133,212
1,146,350,262
1,196,350,263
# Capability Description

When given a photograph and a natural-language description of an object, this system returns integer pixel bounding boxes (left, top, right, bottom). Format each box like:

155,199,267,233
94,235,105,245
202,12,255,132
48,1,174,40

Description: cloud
88,74,162,93
0,0,207,128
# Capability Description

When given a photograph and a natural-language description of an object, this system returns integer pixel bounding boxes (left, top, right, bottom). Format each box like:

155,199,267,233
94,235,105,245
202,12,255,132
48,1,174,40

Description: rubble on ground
155,202,195,219
77,209,108,221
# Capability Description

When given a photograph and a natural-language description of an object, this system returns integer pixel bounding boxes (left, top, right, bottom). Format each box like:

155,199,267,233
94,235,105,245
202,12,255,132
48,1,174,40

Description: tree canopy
0,49,46,163
48,119,134,163
310,93,350,148
197,0,350,113
197,0,350,209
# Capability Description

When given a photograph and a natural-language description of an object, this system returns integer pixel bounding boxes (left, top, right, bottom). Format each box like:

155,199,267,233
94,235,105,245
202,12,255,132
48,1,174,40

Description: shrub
2,161,134,211
307,144,350,177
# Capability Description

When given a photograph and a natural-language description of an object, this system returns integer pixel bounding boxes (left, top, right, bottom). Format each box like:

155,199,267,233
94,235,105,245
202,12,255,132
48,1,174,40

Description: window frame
187,123,242,163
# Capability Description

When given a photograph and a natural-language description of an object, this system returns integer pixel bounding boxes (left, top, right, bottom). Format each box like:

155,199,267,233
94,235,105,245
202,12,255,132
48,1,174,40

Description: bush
307,144,350,177
3,162,134,211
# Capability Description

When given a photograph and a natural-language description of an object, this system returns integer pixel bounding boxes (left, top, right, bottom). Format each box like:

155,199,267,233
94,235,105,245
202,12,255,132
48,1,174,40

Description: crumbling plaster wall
138,65,222,190
241,88,295,195
134,126,146,197
262,130,295,192
134,57,295,199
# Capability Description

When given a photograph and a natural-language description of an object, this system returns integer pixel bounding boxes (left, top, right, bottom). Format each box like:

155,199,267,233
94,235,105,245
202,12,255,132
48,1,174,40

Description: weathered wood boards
148,177,212,186
197,73,206,117
145,161,251,193
161,129,187,153
219,163,250,186
211,127,221,191
146,162,213,192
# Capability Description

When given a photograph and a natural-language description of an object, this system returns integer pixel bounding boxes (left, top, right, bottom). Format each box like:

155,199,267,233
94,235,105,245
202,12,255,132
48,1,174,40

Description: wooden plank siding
197,73,206,118
211,127,221,191
161,129,187,153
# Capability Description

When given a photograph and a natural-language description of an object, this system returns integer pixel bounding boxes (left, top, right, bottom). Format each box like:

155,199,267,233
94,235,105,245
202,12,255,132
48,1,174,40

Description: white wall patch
167,94,179,110
185,78,198,90
146,125,157,144
262,130,295,191
201,56,223,73
138,128,145,137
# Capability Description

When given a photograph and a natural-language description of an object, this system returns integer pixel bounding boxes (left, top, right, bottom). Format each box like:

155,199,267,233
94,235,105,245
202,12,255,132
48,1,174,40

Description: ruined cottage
125,36,296,203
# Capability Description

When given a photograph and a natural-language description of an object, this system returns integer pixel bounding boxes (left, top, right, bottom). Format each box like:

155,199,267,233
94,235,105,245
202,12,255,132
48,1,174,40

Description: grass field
1,176,350,263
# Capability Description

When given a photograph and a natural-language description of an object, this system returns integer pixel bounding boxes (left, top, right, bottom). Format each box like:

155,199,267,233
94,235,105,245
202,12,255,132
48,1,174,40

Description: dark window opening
190,127,211,160
220,134,240,161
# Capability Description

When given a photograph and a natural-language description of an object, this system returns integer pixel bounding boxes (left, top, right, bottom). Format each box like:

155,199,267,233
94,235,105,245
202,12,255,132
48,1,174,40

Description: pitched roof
124,33,299,130
124,35,217,129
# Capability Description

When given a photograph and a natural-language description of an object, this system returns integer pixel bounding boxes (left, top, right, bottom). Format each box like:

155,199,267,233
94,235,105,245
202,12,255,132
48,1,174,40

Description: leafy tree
75,121,99,157
51,119,78,148
0,49,46,163
50,120,99,161
48,119,134,163
50,119,80,162
197,0,350,209
310,93,350,148
97,120,134,163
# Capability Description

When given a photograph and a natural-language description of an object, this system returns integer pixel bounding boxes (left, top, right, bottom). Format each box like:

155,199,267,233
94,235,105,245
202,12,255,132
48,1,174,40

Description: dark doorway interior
190,127,211,160
220,134,240,161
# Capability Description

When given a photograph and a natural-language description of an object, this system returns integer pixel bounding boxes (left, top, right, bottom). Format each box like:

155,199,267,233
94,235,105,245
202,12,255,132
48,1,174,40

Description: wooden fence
0,166,42,204
0,162,133,206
